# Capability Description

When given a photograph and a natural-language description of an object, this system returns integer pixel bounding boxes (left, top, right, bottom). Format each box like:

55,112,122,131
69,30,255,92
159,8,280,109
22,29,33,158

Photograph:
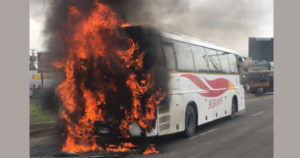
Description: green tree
30,50,37,71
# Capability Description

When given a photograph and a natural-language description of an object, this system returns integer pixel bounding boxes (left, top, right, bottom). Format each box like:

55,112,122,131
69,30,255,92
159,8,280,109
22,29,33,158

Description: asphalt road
128,94,273,158
30,94,273,158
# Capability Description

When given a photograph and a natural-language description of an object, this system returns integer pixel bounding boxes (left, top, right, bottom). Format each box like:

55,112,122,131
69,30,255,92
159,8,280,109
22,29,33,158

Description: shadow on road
149,115,242,152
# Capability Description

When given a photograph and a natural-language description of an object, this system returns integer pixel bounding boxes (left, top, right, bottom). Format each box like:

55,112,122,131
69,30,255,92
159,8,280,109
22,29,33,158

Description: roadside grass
30,98,57,125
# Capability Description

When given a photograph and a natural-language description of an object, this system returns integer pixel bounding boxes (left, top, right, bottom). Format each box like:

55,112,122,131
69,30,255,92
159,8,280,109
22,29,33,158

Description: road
30,94,273,158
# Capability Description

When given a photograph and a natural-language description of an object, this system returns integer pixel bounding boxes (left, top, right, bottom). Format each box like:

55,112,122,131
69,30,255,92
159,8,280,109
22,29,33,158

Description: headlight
128,122,141,137
98,127,110,134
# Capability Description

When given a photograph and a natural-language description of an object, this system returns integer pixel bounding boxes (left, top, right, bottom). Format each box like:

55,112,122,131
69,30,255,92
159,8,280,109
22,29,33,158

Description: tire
230,98,237,119
256,87,264,96
184,105,196,137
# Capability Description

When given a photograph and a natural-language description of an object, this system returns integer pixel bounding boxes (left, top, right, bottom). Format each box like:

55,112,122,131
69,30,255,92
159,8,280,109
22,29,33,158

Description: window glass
218,52,231,73
205,48,222,72
151,36,164,65
191,46,208,72
174,41,195,71
162,43,176,70
228,54,238,73
270,62,274,70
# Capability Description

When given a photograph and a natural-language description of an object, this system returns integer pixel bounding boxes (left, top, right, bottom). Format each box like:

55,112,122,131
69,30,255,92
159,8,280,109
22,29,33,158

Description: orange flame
143,144,159,155
105,142,136,153
53,1,164,154
121,23,132,28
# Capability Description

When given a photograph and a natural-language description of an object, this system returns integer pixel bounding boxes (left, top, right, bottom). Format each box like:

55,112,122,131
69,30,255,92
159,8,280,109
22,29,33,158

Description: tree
30,49,37,71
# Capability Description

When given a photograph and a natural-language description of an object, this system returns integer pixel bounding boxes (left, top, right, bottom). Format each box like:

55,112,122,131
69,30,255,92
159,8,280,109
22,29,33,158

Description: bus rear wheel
230,98,237,119
184,105,196,137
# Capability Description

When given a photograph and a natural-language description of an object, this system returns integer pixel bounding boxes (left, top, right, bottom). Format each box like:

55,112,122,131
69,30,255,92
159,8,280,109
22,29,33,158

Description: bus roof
126,26,239,56
159,31,239,55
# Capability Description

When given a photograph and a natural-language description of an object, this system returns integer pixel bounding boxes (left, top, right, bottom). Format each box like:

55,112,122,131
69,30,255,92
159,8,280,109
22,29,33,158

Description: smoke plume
113,0,273,56
41,0,273,57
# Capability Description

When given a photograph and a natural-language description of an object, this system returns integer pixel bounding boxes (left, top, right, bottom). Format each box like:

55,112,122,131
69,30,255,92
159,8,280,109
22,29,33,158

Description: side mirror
238,57,244,62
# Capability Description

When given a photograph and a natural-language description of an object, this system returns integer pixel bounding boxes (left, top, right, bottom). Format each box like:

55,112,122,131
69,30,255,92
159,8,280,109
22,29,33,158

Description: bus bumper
94,121,157,137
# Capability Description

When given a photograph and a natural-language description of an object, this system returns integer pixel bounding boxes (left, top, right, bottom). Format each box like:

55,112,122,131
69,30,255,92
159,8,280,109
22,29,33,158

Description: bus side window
174,41,195,72
151,36,164,66
219,52,231,73
191,46,209,72
228,54,239,73
162,43,177,70
205,48,222,72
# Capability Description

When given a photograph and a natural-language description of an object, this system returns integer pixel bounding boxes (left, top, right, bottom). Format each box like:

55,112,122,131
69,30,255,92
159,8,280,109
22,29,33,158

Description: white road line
189,128,218,140
251,111,265,117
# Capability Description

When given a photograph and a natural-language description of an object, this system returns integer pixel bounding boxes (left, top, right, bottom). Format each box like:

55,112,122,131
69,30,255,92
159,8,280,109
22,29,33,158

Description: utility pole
41,72,44,89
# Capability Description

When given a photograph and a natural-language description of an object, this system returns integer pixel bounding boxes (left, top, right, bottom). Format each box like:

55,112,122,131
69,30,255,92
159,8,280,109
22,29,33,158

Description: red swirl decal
180,74,237,97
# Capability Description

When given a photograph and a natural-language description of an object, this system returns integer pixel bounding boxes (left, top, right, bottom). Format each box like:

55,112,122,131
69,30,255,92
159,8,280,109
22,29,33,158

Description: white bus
128,26,245,137
97,26,245,138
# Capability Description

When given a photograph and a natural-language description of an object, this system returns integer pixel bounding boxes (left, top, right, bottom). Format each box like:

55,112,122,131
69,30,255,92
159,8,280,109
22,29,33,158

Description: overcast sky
30,0,48,52
30,0,273,57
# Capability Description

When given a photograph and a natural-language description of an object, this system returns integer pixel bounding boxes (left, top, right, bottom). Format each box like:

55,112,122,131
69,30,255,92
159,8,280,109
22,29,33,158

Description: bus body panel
156,72,245,136
124,26,245,137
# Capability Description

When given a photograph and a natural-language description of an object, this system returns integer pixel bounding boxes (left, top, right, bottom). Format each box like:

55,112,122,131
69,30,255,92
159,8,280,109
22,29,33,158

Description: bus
96,26,246,138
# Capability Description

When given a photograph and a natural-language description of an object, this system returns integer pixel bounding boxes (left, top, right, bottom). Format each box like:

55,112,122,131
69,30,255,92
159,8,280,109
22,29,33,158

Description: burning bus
52,2,245,154
93,26,246,138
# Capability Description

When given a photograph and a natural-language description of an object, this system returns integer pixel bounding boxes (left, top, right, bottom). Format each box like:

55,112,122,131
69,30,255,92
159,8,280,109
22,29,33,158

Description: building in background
249,37,273,61
29,71,55,89
30,70,55,98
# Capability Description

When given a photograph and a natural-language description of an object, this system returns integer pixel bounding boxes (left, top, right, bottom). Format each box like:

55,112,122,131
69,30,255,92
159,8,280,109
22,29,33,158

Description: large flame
53,1,165,154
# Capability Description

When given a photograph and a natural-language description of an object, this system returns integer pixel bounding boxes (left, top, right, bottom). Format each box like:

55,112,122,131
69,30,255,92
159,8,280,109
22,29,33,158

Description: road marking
251,111,265,117
189,128,218,140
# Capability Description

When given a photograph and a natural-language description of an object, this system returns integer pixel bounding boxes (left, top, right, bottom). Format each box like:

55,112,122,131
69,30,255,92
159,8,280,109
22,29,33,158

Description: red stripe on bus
180,74,234,97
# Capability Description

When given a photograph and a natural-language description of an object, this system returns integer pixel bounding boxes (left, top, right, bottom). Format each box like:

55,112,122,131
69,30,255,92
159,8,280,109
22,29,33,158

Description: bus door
157,42,178,135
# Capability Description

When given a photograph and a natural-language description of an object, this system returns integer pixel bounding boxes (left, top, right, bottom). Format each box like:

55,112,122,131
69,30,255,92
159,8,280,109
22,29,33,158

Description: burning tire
184,105,197,137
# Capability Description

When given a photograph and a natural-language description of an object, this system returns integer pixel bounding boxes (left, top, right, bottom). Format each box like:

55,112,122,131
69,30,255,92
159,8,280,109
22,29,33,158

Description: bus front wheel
184,105,196,137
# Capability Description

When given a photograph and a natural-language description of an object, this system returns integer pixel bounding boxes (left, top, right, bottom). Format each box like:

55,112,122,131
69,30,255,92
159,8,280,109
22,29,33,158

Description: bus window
174,41,195,72
191,46,209,72
162,43,177,70
151,36,164,65
228,54,238,73
219,52,231,73
205,48,222,72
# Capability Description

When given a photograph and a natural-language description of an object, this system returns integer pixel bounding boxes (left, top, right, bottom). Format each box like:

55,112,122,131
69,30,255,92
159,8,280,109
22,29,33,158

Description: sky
30,0,273,57
30,0,48,52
